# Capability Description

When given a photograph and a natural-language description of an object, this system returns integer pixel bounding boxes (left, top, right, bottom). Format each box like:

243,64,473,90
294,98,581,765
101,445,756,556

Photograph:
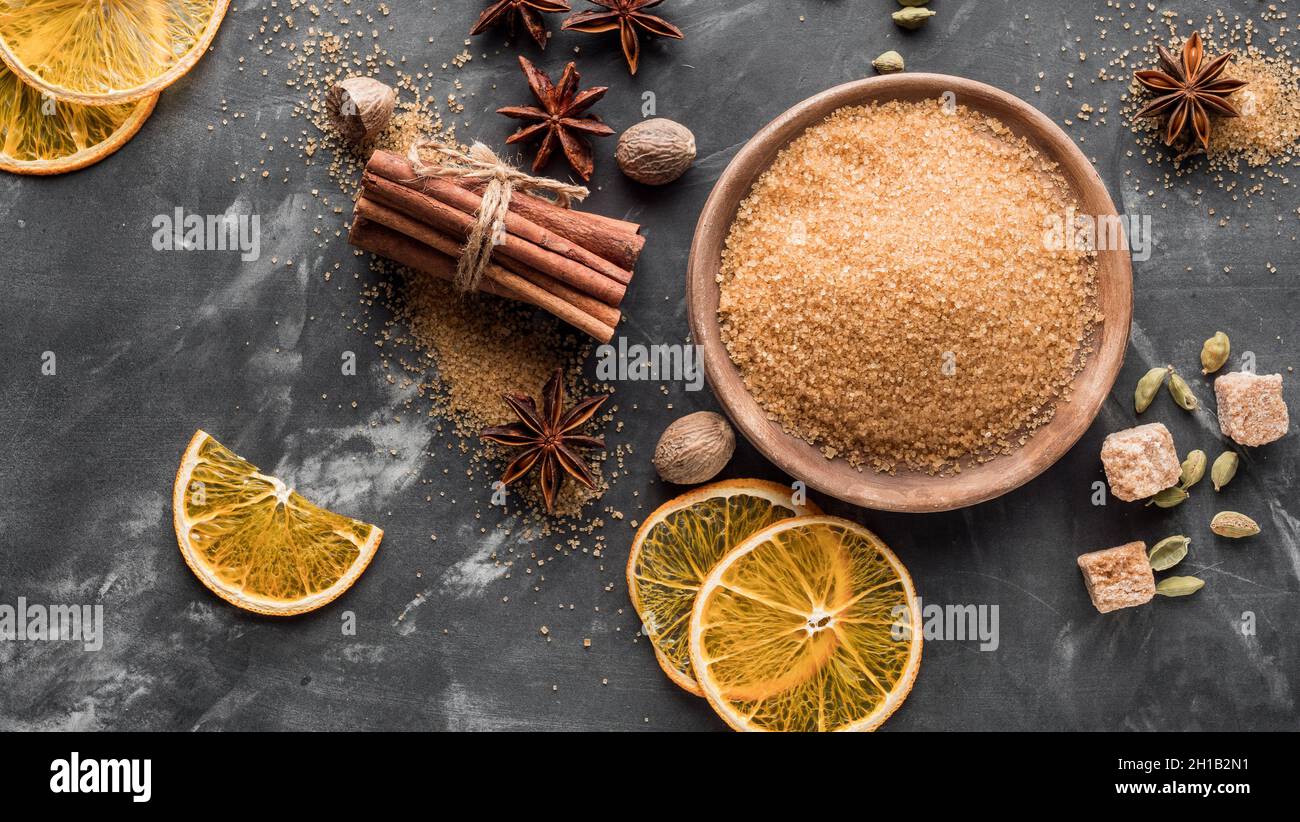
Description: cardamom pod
892,7,936,28
1156,576,1205,597
1147,535,1190,571
1178,449,1206,490
1167,369,1198,411
1200,331,1230,375
1211,451,1238,492
1210,511,1260,538
1134,365,1170,413
872,50,906,73
1146,486,1188,508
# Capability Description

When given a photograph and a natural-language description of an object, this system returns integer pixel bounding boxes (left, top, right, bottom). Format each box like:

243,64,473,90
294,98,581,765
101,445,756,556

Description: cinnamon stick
355,196,621,329
362,171,629,307
349,217,617,343
506,186,645,260
367,150,644,272
365,154,631,285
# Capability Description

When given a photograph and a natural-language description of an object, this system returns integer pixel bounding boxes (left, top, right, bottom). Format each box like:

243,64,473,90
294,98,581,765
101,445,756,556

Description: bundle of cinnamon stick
349,150,644,342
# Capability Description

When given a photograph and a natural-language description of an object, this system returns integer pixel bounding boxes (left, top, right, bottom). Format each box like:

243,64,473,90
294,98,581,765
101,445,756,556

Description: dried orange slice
0,63,155,174
173,431,382,616
627,479,819,696
0,0,231,104
689,515,921,731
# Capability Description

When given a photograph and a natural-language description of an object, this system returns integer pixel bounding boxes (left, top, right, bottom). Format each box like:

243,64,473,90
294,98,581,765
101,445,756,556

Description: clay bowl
687,74,1133,513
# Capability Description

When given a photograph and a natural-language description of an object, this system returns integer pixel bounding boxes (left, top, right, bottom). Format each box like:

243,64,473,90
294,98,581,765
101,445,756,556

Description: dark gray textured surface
0,0,1296,731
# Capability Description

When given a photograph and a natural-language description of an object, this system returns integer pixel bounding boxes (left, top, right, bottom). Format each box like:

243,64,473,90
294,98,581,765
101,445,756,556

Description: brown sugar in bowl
686,74,1133,512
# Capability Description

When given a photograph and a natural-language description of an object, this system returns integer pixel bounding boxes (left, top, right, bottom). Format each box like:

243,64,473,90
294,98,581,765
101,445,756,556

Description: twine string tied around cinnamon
406,140,589,293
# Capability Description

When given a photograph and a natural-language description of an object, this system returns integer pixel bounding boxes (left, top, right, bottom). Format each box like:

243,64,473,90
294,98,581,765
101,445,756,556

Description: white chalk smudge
1267,499,1300,584
182,600,223,629
341,643,386,664
441,681,530,732
196,194,313,320
272,410,431,512
393,590,431,636
391,525,512,635
439,526,511,599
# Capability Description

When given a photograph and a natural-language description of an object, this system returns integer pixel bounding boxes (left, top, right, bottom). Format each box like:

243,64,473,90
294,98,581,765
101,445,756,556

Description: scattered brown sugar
1068,4,1300,220
1205,51,1300,170
717,100,1101,474
392,274,588,435
384,269,616,517
1126,44,1300,171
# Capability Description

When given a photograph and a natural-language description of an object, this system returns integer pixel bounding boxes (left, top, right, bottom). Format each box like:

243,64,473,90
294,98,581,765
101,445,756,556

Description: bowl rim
686,73,1133,513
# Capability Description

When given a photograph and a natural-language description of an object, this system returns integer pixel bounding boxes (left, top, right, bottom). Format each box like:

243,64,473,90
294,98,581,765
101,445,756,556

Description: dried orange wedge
173,431,382,616
689,515,921,731
627,479,819,696
0,0,231,104
0,63,156,174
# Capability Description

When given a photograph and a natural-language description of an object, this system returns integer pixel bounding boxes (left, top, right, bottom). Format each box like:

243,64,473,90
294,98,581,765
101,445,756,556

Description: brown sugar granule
718,100,1101,474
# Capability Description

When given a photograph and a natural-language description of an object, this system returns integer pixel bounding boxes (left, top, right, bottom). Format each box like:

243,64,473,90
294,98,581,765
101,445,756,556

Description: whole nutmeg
327,76,396,144
652,412,735,485
616,118,696,185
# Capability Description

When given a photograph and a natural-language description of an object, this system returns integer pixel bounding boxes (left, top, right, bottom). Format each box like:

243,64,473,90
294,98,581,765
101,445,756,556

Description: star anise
562,0,684,75
470,0,571,50
480,369,607,513
497,56,614,181
1134,32,1248,152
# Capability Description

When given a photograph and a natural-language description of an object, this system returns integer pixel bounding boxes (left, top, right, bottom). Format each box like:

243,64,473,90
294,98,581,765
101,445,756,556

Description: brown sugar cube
1214,372,1289,446
1100,422,1181,501
1077,541,1155,614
